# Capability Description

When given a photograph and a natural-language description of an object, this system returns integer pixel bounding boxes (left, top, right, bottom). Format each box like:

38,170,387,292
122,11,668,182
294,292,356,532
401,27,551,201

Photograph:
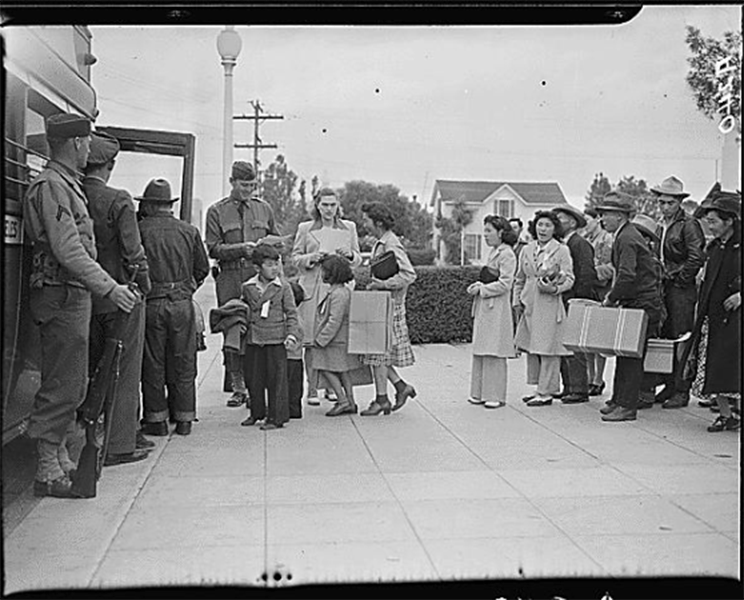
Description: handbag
478,265,500,284
370,250,399,280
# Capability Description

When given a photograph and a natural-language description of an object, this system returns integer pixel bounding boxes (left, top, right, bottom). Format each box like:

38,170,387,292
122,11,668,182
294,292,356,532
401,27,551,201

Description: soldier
137,179,210,436
652,176,706,409
596,192,663,422
82,132,153,466
22,113,138,498
205,161,279,408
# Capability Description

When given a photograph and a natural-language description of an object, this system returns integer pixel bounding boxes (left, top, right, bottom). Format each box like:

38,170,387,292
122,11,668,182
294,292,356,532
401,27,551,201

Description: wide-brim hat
651,175,689,198
595,194,635,214
551,204,587,229
135,178,179,203
694,193,741,220
631,214,661,243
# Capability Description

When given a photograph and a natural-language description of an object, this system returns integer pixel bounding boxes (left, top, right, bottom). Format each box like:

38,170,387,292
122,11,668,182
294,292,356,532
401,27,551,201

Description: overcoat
291,218,361,344
471,244,517,357
513,238,575,356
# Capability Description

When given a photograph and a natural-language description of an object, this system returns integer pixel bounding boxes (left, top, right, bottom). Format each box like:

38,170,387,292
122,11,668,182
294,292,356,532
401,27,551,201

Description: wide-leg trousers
525,353,561,396
470,355,507,403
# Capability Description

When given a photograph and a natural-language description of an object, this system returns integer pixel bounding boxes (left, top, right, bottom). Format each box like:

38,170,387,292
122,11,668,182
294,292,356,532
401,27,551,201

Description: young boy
240,244,300,430
287,281,306,419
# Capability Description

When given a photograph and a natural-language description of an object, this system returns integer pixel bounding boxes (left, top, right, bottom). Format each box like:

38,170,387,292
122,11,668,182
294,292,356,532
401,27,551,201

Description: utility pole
234,100,283,190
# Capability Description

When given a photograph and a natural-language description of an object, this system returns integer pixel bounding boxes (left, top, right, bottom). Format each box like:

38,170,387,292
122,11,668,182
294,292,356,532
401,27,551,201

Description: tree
435,198,473,265
617,175,656,218
261,154,305,236
337,180,432,248
584,172,612,209
685,25,742,136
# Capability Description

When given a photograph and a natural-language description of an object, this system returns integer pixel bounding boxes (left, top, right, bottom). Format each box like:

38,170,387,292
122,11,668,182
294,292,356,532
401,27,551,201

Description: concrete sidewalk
3,280,740,593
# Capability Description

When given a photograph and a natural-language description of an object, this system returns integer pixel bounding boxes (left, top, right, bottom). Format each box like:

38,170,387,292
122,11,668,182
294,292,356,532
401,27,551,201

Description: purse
478,265,500,284
370,250,399,280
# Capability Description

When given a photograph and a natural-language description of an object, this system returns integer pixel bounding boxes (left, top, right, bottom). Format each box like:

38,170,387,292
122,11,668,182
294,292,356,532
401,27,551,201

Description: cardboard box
347,291,392,355
563,300,648,358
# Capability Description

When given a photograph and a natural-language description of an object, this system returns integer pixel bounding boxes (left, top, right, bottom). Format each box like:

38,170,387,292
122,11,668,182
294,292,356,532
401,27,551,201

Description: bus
3,26,197,444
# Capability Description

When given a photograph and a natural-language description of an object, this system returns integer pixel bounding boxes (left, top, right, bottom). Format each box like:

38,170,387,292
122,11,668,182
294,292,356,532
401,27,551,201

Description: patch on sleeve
56,204,71,222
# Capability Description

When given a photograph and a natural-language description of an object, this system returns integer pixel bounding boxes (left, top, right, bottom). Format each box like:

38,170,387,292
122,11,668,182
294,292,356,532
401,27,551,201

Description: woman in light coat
292,188,361,405
513,211,575,406
467,215,517,409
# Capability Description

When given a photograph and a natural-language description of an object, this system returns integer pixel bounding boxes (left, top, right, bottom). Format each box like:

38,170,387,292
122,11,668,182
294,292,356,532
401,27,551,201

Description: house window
463,233,482,263
497,199,513,219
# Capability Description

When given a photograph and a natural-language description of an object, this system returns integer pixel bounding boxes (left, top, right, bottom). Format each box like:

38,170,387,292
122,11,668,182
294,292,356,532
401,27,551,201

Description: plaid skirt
361,300,415,368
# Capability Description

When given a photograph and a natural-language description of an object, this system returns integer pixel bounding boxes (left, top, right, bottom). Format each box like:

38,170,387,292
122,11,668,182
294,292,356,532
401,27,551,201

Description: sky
86,5,741,219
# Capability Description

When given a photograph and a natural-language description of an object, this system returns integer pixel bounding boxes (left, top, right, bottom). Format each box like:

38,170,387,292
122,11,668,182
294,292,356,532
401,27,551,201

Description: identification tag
260,301,270,318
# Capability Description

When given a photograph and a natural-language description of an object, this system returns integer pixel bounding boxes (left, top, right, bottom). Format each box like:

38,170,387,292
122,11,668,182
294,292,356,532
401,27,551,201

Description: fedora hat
135,178,179,203
651,175,689,198
631,214,660,243
551,204,587,229
694,193,741,220
595,193,634,214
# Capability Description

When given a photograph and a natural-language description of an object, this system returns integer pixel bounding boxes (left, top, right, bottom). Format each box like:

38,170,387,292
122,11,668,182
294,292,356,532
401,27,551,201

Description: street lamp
217,26,242,196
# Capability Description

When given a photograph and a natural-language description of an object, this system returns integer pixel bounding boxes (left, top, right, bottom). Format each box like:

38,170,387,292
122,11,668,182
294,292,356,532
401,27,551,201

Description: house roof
432,180,568,206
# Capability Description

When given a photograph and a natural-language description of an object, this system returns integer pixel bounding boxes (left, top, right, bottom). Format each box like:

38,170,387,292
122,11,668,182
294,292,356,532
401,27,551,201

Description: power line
234,100,284,186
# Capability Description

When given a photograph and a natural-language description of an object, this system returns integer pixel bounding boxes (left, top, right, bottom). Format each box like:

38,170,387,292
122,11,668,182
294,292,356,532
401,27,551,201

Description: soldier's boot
34,440,76,498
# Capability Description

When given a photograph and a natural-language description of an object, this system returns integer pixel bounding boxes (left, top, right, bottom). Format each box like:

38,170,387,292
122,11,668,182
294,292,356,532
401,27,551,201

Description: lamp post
217,26,242,196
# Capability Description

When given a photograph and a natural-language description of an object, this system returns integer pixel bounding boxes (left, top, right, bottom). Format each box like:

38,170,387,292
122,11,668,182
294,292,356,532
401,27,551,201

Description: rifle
71,265,140,498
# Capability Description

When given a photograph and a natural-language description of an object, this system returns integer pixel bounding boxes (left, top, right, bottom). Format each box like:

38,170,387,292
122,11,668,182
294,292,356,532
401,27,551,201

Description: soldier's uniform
137,179,210,431
205,161,278,404
22,114,118,491
83,132,151,458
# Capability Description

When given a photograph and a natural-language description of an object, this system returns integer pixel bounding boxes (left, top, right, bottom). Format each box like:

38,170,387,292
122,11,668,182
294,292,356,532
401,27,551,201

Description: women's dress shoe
34,475,77,498
260,422,284,430
140,421,169,436
588,382,606,396
104,449,150,467
484,400,506,409
526,396,553,407
468,397,486,405
599,402,617,415
360,400,392,416
136,431,156,449
306,394,320,406
707,415,741,432
175,422,192,436
601,407,637,421
326,403,357,417
241,416,260,427
393,384,417,411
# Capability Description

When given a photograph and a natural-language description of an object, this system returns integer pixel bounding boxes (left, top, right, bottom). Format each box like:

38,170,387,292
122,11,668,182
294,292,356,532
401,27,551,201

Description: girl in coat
513,211,575,406
467,215,518,409
292,188,362,406
313,255,362,416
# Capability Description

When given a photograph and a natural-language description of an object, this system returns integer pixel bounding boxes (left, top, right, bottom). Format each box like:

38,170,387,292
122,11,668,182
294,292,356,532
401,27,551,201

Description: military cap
46,113,92,138
87,132,121,166
551,204,587,229
595,193,635,214
231,161,256,181
134,178,179,203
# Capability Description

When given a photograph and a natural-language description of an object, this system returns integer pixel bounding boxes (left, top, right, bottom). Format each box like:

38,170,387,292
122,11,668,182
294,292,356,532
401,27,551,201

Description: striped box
563,300,648,358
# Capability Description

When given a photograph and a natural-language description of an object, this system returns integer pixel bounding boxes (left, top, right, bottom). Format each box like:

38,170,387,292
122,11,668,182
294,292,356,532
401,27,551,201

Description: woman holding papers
292,188,362,406
358,202,418,416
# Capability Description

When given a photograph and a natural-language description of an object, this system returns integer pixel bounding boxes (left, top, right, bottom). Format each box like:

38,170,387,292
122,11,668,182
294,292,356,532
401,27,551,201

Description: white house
430,179,569,265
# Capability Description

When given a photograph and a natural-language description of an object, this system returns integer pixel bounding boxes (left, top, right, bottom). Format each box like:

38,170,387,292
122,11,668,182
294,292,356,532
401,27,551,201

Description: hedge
353,265,481,344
